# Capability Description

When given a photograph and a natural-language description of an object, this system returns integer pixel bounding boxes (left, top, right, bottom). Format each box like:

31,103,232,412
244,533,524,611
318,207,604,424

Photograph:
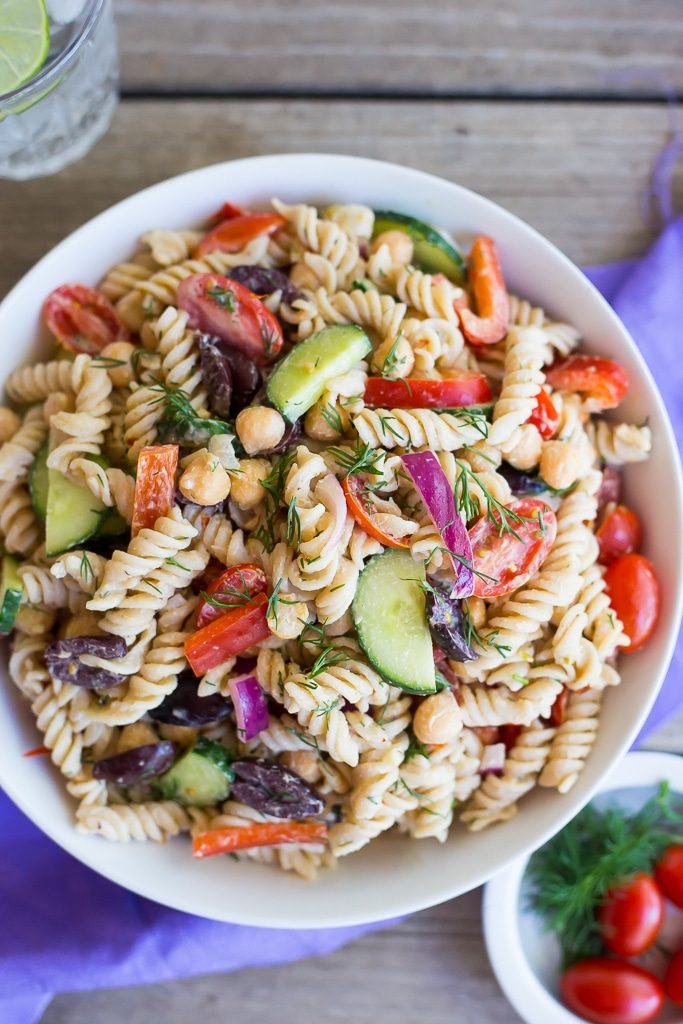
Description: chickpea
267,599,309,640
371,333,415,378
370,229,414,266
280,750,322,785
235,406,286,455
506,423,542,472
208,432,238,469
466,596,487,630
14,606,56,636
229,458,270,510
179,449,231,506
117,721,158,753
100,340,137,388
540,440,580,491
157,723,199,747
413,690,463,746
0,406,20,444
304,401,344,441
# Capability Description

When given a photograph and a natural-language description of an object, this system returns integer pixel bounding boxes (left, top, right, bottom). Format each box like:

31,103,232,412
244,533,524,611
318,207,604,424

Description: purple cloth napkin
3,219,683,1024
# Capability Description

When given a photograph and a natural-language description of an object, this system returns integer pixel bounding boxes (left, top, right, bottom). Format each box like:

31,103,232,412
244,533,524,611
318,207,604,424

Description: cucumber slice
372,210,466,284
29,440,49,520
0,555,22,634
266,324,372,422
155,738,233,806
352,550,436,694
45,464,108,557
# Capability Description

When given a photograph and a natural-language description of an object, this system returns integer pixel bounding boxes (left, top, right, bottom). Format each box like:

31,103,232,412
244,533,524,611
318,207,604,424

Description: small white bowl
0,154,681,928
484,751,683,1024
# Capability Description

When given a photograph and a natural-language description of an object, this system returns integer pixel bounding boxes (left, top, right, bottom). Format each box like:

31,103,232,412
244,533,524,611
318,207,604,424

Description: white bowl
0,154,681,928
484,751,683,1024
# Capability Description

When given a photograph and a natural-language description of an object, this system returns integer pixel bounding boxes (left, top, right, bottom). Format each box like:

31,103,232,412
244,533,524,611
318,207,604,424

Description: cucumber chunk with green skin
29,441,49,520
372,210,466,284
155,738,234,806
352,550,436,694
45,465,108,557
97,509,127,538
0,555,23,634
266,324,372,422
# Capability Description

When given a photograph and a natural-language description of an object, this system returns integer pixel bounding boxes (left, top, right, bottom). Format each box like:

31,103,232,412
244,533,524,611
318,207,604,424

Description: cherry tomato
177,273,283,365
546,355,629,410
655,845,683,908
596,504,642,565
546,686,568,726
131,445,179,536
598,874,664,957
597,466,622,518
527,388,560,439
185,592,271,676
499,724,522,751
363,373,492,409
470,726,500,745
43,284,128,354
342,474,409,549
468,498,557,598
561,959,664,1024
208,201,246,224
196,563,269,629
604,554,660,652
195,213,286,257
664,947,683,1007
458,236,509,346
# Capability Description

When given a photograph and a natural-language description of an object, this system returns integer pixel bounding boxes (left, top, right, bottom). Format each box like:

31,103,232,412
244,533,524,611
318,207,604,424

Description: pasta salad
1,198,660,879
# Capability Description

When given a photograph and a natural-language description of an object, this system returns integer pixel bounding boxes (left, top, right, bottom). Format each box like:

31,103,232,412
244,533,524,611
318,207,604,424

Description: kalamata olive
426,579,477,662
259,415,302,456
228,265,302,305
222,347,262,414
498,462,548,496
92,742,178,785
148,672,233,727
198,335,233,419
45,636,128,688
230,757,325,818
47,636,127,660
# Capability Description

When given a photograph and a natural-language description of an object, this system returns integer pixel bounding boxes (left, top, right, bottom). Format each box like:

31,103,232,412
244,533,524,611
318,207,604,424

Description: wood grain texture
114,0,683,96
1,98,680,301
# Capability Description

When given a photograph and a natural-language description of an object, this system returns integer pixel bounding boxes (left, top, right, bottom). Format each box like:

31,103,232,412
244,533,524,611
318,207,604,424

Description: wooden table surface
0,2,680,1020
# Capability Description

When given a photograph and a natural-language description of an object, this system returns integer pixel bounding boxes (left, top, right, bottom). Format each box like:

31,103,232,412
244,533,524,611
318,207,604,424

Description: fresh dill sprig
256,449,298,551
527,782,683,969
351,279,374,293
200,570,256,610
265,578,299,624
315,697,342,719
308,645,347,679
327,440,384,479
207,284,237,311
150,379,232,441
90,356,127,369
285,497,301,547
380,331,407,379
461,600,511,659
455,459,540,538
320,402,344,434
79,551,92,582
404,729,429,761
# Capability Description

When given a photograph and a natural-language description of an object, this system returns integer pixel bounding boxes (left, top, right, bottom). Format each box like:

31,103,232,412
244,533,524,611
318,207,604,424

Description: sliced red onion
401,450,474,598
228,673,269,741
480,742,507,776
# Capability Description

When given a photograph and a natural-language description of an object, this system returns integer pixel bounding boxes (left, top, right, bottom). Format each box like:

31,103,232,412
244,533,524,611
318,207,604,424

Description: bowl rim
0,153,681,928
482,750,683,1024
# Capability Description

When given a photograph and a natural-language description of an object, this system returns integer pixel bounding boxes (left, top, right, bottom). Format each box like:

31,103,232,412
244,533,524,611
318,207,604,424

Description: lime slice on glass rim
0,0,50,96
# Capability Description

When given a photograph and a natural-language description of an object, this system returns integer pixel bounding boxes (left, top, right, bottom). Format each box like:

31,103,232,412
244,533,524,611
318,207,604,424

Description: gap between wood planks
119,88,683,104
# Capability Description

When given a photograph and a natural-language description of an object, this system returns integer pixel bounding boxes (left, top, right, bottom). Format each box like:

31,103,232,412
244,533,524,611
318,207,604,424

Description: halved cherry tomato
596,504,642,565
604,553,660,652
457,236,510,347
363,373,492,409
596,466,621,518
598,874,664,957
43,284,128,355
546,355,629,410
546,686,568,726
468,498,557,598
664,948,683,1007
470,726,500,745
208,201,246,224
342,474,409,549
177,273,283,365
561,959,664,1024
195,213,286,257
499,725,522,751
655,845,683,908
131,444,179,536
528,388,560,439
185,592,271,676
196,563,269,629
193,819,328,859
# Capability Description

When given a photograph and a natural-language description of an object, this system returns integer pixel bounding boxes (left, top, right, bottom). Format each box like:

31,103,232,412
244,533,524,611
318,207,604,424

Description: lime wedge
0,0,50,96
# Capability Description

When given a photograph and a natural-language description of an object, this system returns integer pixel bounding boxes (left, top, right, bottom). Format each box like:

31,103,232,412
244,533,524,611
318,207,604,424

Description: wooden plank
115,0,683,96
1,98,679,302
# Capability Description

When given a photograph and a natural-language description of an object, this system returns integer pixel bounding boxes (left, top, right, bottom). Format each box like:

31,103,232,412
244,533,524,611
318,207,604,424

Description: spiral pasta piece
76,800,212,842
588,420,652,465
459,676,563,727
50,549,107,595
0,479,41,555
539,688,603,792
9,631,52,701
19,564,85,612
0,405,47,481
353,407,488,451
487,326,549,453
400,737,460,841
272,199,361,292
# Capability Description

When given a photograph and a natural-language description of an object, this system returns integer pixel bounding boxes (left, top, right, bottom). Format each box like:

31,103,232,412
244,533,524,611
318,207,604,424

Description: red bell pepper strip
193,820,328,859
527,388,560,439
195,213,286,257
457,236,510,347
208,201,246,224
546,355,629,410
23,745,50,758
364,373,492,410
185,592,271,676
342,474,409,550
196,563,269,629
131,444,179,536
